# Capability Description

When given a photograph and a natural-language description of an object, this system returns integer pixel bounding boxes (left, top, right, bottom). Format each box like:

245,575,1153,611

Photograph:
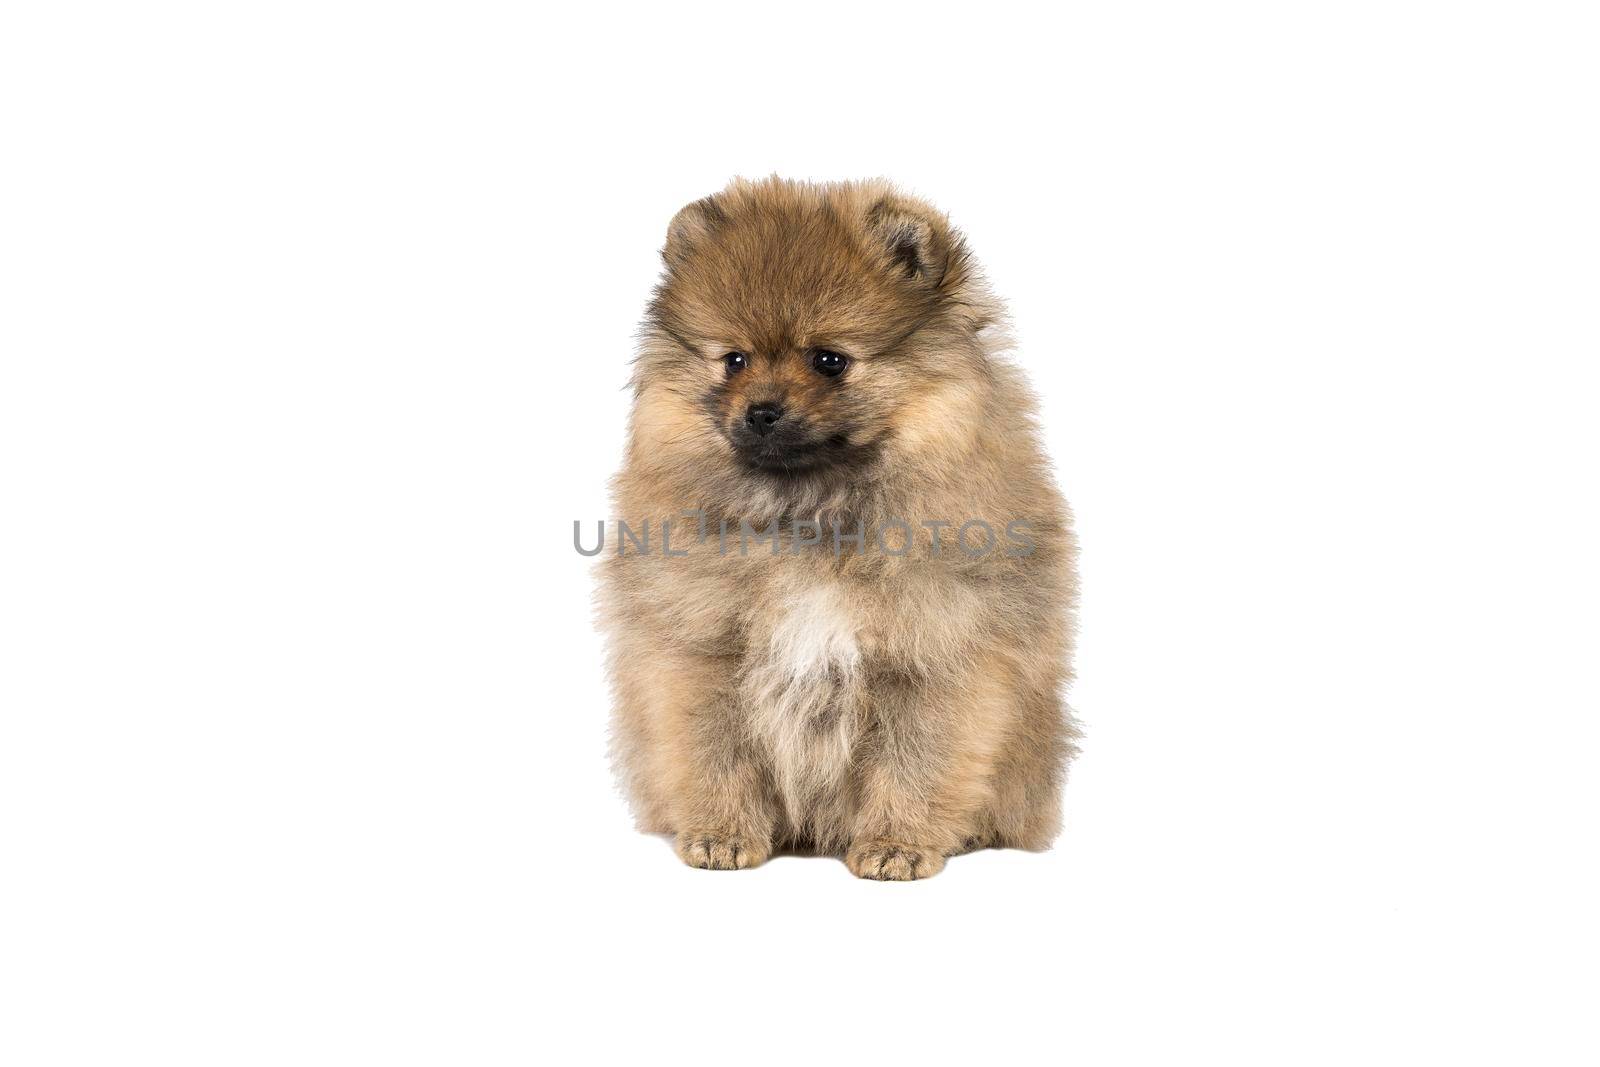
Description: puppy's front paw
845,840,946,881
675,831,769,870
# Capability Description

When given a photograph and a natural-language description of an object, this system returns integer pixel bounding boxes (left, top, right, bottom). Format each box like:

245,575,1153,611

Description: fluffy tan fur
600,177,1077,879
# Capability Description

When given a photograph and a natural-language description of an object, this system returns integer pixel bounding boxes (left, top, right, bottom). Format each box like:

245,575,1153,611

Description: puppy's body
601,178,1077,879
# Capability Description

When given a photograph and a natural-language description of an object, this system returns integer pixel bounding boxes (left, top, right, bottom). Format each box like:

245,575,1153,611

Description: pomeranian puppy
599,177,1077,879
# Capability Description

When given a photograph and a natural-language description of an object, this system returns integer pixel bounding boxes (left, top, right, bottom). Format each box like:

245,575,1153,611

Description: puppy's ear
663,195,727,264
866,196,954,285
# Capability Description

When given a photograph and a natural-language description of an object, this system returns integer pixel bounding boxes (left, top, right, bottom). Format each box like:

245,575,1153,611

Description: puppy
599,178,1077,879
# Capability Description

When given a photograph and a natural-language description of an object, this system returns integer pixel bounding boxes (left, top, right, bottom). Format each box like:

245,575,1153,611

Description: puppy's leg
844,658,1012,881
650,651,775,870
985,688,1075,851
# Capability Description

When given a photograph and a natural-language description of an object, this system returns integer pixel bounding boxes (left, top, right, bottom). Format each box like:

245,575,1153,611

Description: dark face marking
696,344,880,479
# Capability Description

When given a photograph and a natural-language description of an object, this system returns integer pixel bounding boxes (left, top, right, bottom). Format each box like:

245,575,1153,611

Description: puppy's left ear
866,195,959,286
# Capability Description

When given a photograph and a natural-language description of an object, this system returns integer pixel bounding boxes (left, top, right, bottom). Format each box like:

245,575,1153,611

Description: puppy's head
633,178,991,501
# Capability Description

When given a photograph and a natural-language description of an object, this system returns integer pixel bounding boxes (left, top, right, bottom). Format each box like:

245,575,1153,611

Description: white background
2,2,1596,1063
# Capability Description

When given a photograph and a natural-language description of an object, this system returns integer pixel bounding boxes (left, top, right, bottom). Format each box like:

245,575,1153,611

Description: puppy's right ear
664,195,727,265
865,194,959,288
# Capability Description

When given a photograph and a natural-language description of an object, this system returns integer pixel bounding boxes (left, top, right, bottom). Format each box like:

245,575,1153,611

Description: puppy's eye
812,349,848,378
723,352,748,374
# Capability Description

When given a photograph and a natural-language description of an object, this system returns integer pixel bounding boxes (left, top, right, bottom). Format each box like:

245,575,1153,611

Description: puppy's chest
740,580,865,802
751,581,862,685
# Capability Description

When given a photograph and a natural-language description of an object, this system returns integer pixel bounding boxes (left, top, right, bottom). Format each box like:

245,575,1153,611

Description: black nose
745,403,784,437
